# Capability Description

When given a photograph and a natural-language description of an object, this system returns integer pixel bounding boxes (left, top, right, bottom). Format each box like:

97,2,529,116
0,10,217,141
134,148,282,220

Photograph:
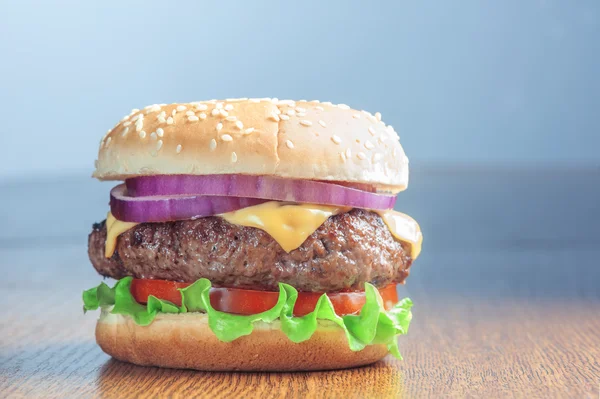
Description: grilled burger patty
88,209,413,292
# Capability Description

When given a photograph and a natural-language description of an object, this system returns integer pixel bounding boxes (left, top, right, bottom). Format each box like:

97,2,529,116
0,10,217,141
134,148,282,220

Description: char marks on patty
88,209,412,292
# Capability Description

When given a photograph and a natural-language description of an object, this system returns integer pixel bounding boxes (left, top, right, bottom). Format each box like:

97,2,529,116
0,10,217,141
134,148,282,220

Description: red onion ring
110,184,267,223
125,175,396,210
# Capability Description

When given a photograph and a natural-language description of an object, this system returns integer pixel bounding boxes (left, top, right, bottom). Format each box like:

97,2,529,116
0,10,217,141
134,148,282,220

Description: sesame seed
225,104,234,111
156,140,163,150
121,127,129,137
285,140,294,149
211,109,220,116
375,112,382,121
269,113,280,122
225,116,237,122
177,105,187,112
337,104,350,110
373,153,383,162
121,115,130,121
331,135,342,144
231,152,238,163
312,100,320,103
322,102,332,106
340,152,346,162
379,134,387,143
235,121,243,130
158,111,166,118
296,107,306,113
199,113,207,120
172,109,177,117
196,104,208,111
300,120,312,126
176,144,182,154
296,112,307,117
123,121,132,127
278,100,295,106
131,114,141,122
167,117,174,125
245,127,255,134
279,114,290,121
367,115,377,123
364,141,375,150
250,98,261,103
315,106,324,111
144,105,154,110
216,123,223,131
150,132,157,140
156,128,164,137
345,148,352,158
216,102,224,109
139,131,146,139
185,111,195,116
219,109,229,117
287,109,296,116
352,113,361,119
105,137,112,147
318,120,327,127
131,108,140,114
221,134,233,142
135,120,143,132
188,115,199,122
209,139,217,151
275,108,282,114
357,152,366,160
368,127,376,136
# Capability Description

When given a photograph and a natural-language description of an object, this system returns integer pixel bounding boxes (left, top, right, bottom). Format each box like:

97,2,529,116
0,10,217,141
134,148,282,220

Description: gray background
1,0,599,179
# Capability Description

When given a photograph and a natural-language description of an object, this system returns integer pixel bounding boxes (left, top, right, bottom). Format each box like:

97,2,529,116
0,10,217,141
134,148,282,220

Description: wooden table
1,168,599,398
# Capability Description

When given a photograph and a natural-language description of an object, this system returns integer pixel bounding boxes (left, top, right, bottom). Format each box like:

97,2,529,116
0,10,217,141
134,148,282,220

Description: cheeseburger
83,98,422,371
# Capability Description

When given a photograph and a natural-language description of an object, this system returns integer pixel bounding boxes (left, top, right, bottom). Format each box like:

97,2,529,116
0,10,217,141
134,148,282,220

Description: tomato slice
130,279,399,316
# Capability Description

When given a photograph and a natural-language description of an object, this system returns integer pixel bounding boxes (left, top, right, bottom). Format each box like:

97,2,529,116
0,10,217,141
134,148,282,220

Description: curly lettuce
83,277,413,358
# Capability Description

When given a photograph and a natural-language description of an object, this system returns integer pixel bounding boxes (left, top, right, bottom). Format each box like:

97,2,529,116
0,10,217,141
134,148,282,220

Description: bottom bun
96,310,389,371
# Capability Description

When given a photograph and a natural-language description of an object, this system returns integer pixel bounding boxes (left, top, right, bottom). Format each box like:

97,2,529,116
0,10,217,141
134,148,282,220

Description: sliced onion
110,184,267,223
125,175,396,210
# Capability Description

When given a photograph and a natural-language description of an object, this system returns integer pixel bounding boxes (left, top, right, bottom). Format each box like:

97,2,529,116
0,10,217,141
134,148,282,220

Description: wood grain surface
1,168,599,398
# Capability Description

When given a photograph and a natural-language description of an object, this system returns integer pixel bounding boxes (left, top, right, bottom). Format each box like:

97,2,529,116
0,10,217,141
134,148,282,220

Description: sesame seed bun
94,99,409,193
96,311,389,371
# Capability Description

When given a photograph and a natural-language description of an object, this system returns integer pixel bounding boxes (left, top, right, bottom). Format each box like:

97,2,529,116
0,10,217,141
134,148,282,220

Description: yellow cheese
374,210,423,260
219,201,349,252
104,212,139,258
103,204,423,261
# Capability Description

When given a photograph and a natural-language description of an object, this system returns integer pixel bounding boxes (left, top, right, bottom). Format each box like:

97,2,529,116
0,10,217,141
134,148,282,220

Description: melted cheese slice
374,210,423,259
104,212,139,258
219,201,349,252
103,204,423,260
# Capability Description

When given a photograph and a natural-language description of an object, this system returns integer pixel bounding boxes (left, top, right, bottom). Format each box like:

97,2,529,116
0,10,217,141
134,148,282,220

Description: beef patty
88,209,413,292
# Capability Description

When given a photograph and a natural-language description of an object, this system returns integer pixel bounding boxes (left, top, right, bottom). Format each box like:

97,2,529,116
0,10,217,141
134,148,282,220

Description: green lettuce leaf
83,277,413,358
